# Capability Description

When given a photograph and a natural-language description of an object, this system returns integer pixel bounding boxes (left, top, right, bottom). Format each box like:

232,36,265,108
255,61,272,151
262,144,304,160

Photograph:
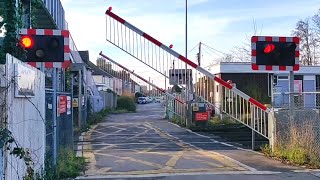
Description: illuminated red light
264,44,275,53
21,36,33,48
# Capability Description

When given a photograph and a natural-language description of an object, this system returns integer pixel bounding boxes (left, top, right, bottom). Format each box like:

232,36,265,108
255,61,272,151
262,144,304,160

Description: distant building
113,78,123,96
80,51,115,92
141,85,148,94
135,84,141,93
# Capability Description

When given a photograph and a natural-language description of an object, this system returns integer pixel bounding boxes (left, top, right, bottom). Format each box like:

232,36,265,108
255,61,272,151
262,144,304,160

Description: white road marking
312,172,320,177
76,170,281,179
293,169,320,172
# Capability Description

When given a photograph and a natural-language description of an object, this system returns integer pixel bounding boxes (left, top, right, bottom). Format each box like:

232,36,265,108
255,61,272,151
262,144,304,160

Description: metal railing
273,91,320,109
104,7,271,138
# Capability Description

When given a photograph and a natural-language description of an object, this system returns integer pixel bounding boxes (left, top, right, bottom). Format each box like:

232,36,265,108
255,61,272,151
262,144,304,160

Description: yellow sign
73,98,79,107
192,103,199,111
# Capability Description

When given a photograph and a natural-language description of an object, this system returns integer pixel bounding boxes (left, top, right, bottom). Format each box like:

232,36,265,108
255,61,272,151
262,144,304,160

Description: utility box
190,102,209,127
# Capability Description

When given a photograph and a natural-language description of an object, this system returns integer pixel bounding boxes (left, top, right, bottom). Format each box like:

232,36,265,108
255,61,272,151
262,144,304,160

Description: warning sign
73,98,79,107
59,95,67,114
192,103,199,111
294,80,302,94
195,112,209,121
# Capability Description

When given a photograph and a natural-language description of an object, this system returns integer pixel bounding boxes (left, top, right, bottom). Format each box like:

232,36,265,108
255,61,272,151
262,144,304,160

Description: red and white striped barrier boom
99,52,185,104
105,7,270,113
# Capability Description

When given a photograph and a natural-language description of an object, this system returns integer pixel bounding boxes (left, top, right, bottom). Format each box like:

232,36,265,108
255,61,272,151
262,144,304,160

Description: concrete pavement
77,102,320,180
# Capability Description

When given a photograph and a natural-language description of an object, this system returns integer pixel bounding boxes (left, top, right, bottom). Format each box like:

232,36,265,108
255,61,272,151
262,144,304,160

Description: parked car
137,97,147,104
145,96,153,103
155,97,161,103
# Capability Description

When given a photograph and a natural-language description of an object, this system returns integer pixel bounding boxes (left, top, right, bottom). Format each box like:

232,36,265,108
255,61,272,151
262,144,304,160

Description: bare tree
312,9,320,64
313,9,320,34
292,18,319,65
230,18,263,62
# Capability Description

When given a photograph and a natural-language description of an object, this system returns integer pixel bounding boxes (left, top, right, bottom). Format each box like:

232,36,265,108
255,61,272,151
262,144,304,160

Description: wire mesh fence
45,90,73,167
274,107,320,164
273,91,320,109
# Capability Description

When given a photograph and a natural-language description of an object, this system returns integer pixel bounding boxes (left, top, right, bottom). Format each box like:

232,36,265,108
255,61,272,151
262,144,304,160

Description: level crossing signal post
19,28,71,165
251,36,300,121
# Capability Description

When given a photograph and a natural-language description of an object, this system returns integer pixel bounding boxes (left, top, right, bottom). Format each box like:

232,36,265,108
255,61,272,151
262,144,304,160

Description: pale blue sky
61,0,320,88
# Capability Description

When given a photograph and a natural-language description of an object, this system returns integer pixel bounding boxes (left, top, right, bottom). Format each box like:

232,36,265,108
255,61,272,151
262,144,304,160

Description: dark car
137,97,147,104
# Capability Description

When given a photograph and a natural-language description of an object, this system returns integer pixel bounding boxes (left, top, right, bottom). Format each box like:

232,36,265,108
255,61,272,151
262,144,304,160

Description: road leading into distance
77,102,320,180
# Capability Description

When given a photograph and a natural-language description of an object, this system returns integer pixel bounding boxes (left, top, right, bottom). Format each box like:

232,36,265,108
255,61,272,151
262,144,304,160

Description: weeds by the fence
111,109,134,114
170,116,186,127
45,148,87,179
261,119,320,168
189,116,241,131
87,108,111,126
209,116,240,126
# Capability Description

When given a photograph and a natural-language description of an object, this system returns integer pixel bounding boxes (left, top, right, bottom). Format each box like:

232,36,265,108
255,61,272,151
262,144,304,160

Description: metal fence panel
45,90,73,168
99,91,117,109
274,108,320,163
57,92,73,149
45,90,54,165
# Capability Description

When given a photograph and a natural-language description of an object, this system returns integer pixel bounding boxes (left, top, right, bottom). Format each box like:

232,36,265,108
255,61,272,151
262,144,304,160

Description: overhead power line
202,42,228,56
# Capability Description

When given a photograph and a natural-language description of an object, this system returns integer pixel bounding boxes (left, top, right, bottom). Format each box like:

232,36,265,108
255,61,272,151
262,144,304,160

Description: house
141,85,148,94
134,83,141,93
79,51,114,92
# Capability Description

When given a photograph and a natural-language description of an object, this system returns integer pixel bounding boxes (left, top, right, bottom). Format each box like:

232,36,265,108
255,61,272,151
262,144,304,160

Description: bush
117,96,136,112
87,108,111,126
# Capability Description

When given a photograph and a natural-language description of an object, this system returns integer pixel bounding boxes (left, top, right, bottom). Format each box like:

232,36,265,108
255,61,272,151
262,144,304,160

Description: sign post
251,36,300,145
251,36,299,111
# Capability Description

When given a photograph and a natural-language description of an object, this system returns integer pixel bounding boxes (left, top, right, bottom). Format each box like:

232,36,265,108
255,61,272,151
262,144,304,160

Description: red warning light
21,36,33,48
264,44,275,54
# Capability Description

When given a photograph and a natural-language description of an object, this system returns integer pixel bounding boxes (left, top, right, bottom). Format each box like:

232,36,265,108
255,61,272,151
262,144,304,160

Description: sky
60,0,320,89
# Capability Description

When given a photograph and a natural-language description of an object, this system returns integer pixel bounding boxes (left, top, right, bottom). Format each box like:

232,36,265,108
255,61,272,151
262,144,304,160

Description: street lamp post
185,0,188,59
185,0,190,126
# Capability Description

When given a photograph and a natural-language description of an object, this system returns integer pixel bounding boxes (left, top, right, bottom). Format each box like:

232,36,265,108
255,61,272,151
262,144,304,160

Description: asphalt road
77,102,320,180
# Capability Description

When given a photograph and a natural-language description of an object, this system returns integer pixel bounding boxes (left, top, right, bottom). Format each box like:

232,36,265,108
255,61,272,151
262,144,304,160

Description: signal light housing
251,36,300,71
20,34,64,62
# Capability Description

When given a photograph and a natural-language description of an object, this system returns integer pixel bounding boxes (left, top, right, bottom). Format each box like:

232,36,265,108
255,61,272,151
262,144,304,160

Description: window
278,75,288,80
